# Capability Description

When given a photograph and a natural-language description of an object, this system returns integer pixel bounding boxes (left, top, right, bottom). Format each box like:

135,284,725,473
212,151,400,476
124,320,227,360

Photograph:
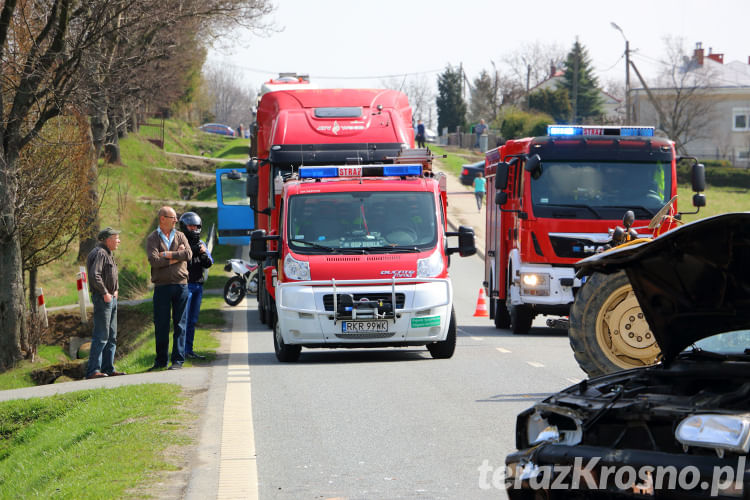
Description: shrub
677,160,750,188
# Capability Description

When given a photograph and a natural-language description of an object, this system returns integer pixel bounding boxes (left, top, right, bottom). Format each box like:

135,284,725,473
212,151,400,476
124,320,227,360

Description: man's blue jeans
186,283,204,354
86,294,117,377
153,284,189,366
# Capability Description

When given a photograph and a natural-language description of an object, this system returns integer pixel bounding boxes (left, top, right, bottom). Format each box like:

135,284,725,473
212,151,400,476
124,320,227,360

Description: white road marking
526,361,545,368
471,336,482,341
496,347,511,353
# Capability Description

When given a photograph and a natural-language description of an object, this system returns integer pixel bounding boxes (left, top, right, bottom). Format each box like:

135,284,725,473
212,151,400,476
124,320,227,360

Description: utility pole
611,22,631,122
526,64,531,110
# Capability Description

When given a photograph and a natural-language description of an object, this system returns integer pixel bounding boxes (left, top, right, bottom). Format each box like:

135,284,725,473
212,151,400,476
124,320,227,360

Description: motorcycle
223,258,259,306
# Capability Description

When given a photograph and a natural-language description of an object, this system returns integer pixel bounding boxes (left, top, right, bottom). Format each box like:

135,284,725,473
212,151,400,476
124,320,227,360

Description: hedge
677,159,750,188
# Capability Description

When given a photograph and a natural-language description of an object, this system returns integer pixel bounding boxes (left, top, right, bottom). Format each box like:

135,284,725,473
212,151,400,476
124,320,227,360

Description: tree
502,41,566,96
204,63,257,128
382,74,435,129
528,87,572,123
436,65,467,134
469,70,496,123
649,37,717,154
0,0,272,372
558,40,603,123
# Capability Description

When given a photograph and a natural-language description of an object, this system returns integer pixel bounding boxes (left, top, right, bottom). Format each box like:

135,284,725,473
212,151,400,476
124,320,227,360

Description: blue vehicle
215,168,253,245
199,123,235,137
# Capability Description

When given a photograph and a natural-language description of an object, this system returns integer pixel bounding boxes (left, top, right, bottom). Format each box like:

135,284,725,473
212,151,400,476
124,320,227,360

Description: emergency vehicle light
547,125,655,137
299,165,422,179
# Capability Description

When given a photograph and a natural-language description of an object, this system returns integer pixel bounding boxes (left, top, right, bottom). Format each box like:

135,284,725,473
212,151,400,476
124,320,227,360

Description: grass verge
0,384,191,498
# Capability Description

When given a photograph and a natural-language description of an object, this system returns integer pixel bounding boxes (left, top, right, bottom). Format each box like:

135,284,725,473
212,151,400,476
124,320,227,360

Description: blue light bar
547,125,656,137
299,166,339,178
382,165,422,176
620,127,655,137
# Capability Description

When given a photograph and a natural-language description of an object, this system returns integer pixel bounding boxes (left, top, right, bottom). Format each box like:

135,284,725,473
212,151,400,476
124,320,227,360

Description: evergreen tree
558,40,603,123
528,87,572,123
436,65,467,133
469,70,496,123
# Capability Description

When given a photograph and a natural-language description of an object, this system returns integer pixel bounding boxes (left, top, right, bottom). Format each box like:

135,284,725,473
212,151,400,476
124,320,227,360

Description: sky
207,0,750,116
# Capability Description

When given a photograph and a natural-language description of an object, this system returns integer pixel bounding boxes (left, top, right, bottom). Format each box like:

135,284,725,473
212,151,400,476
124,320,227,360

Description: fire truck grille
323,293,406,311
549,236,612,259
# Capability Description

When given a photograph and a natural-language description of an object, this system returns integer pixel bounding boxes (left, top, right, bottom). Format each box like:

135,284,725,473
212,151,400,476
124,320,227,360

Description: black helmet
179,212,202,243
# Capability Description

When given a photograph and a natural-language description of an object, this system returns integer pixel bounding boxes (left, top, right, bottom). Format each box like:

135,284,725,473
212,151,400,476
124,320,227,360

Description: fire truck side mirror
495,162,510,190
446,226,476,257
249,229,279,262
524,154,542,180
246,174,259,210
495,191,508,206
693,193,706,208
691,163,706,193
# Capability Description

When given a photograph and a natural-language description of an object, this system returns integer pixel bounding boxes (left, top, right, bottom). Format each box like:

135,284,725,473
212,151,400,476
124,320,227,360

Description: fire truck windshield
529,160,672,219
287,191,437,252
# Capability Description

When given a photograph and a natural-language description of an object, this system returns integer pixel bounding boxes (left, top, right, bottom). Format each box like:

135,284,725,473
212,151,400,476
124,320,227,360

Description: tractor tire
427,308,456,359
510,304,534,334
569,270,661,377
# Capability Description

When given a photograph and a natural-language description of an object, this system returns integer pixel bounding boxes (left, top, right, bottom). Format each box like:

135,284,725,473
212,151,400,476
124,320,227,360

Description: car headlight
284,253,310,281
520,272,550,296
675,414,750,454
417,248,444,278
520,408,582,449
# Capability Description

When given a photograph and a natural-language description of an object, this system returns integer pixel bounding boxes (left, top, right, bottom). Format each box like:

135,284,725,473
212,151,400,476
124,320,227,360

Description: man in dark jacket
179,212,213,359
85,227,125,379
146,206,192,370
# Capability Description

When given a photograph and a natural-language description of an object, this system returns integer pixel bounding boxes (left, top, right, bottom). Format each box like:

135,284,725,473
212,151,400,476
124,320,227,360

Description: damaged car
506,212,750,499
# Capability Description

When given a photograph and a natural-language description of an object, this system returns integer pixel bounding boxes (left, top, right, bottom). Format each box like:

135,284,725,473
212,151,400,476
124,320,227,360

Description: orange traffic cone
473,288,489,317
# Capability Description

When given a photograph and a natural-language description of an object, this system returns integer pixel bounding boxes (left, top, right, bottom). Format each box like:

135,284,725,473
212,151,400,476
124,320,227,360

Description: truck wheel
223,276,246,306
510,305,534,334
272,305,301,362
568,270,661,377
427,308,456,359
494,300,511,329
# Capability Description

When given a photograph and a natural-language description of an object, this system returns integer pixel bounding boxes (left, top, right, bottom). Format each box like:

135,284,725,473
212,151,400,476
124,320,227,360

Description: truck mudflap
275,277,453,345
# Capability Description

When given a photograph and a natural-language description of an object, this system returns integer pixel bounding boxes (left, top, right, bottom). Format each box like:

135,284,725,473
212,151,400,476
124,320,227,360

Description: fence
439,133,500,152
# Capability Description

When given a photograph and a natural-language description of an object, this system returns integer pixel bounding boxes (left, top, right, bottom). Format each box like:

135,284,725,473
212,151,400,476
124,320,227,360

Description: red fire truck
484,125,705,336
246,88,476,362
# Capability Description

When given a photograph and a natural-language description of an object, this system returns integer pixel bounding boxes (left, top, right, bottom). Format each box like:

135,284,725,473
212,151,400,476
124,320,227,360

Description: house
631,43,750,167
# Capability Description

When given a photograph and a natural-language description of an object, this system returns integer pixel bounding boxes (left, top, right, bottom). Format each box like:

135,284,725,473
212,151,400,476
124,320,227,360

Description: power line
217,61,442,80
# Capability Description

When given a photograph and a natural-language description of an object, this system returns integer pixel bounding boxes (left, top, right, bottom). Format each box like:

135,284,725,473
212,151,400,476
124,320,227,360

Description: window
732,108,750,131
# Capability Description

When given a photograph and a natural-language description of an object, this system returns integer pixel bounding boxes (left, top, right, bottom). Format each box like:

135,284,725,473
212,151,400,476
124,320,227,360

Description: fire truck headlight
520,272,550,296
417,248,443,278
284,253,310,281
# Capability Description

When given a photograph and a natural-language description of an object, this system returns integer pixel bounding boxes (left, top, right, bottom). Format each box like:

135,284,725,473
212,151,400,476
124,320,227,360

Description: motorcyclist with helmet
179,211,213,359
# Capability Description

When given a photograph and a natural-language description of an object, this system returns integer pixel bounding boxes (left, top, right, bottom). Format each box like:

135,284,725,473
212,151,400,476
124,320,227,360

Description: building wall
632,88,750,166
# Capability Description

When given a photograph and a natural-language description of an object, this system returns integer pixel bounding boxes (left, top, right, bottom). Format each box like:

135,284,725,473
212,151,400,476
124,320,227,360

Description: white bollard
35,288,48,328
77,271,88,324
79,266,90,305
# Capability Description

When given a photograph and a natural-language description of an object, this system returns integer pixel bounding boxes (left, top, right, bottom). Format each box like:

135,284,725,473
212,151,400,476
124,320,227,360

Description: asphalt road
245,252,587,499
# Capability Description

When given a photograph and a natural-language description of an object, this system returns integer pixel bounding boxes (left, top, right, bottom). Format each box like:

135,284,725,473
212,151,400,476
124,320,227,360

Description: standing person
473,172,487,212
179,212,213,360
146,206,192,371
85,227,126,379
474,119,488,148
416,119,426,148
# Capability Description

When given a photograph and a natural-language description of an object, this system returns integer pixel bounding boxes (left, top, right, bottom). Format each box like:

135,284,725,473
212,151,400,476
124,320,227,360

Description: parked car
459,160,484,185
505,212,750,499
424,127,437,143
199,123,235,137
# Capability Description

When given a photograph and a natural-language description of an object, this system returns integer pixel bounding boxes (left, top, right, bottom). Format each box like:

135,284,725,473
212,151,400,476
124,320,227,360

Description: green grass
0,346,71,390
677,184,750,223
0,384,191,498
429,144,483,176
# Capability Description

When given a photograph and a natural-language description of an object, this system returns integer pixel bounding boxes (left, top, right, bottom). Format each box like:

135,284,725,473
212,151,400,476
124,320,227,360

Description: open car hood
575,212,750,362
